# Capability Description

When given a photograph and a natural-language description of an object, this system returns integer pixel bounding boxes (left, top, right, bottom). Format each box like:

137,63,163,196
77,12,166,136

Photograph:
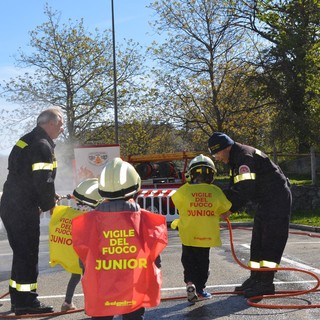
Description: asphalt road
1,222,320,319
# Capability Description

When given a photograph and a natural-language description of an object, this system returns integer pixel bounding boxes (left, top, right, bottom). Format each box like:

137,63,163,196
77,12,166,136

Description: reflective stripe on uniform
248,261,260,268
10,279,37,291
16,282,38,292
260,260,278,268
234,172,256,184
32,162,54,171
248,260,278,269
9,279,16,288
16,140,28,149
52,160,58,168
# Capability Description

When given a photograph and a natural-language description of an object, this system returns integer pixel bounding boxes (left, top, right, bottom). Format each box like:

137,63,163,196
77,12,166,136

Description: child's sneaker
61,301,76,312
186,284,198,303
197,290,212,300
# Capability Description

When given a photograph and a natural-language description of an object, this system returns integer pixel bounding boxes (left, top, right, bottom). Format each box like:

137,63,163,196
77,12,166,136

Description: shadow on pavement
147,295,250,319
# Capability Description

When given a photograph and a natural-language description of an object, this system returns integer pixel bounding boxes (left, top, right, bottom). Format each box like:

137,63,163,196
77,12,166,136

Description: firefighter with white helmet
171,154,232,304
72,157,168,320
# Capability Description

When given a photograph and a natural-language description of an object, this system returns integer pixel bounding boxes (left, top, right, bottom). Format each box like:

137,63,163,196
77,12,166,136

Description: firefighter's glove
171,219,180,230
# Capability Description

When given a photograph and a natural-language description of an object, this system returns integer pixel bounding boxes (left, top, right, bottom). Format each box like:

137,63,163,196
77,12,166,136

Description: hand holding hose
220,210,232,220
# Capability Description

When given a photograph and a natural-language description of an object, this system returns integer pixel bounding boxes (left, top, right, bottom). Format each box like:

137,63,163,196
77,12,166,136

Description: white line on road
1,280,317,303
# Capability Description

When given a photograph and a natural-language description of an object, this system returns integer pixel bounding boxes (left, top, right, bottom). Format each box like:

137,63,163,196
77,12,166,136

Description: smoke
0,154,9,192
54,142,76,195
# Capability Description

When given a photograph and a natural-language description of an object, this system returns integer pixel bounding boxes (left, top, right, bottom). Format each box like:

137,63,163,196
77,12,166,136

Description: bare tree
147,0,273,149
0,5,144,148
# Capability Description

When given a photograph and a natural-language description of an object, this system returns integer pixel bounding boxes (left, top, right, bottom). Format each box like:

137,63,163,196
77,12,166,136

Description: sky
0,0,156,66
0,0,158,153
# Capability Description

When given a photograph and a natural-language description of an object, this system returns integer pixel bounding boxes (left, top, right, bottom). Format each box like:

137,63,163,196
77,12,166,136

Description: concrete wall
280,156,320,176
290,185,320,211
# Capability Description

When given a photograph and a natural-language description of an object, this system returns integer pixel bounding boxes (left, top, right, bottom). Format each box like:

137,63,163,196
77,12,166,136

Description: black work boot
14,290,53,316
234,271,260,293
15,299,54,316
244,271,275,299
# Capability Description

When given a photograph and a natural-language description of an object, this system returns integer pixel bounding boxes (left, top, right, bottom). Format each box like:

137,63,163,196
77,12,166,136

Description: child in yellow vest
59,178,103,311
171,154,232,303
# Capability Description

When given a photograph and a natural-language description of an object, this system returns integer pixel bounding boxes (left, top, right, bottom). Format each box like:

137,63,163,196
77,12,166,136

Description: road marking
1,279,318,303
287,241,320,244
160,280,318,292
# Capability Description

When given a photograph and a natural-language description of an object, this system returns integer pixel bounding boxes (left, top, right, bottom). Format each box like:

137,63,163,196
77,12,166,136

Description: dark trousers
181,245,210,292
250,185,292,265
1,203,40,308
91,307,145,320
64,273,81,304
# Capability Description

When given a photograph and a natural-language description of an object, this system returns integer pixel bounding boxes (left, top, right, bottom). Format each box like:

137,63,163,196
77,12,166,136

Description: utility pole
111,0,119,144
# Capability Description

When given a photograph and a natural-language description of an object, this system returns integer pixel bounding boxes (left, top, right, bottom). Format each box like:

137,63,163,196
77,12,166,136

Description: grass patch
228,210,320,227
290,210,320,226
289,179,313,186
216,176,314,186
228,212,253,222
216,175,320,226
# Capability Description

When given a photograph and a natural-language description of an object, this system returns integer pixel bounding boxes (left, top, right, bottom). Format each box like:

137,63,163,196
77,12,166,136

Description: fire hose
224,219,320,309
1,218,320,318
162,219,320,309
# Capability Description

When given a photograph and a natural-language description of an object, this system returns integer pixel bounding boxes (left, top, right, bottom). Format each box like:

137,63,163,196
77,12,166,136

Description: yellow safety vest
171,183,231,247
49,206,85,274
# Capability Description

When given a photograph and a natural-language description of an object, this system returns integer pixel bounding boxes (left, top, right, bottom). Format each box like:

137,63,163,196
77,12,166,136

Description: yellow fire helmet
73,178,103,207
98,157,141,200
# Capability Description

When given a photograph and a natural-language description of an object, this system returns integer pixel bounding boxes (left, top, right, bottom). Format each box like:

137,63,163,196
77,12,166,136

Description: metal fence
137,189,179,222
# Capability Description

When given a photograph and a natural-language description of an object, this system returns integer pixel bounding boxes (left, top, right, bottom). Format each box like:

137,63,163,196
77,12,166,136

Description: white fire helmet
98,157,141,200
73,178,103,207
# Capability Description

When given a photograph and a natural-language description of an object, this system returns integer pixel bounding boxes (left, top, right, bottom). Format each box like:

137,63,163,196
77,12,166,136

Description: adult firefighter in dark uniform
207,132,292,298
0,107,64,315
